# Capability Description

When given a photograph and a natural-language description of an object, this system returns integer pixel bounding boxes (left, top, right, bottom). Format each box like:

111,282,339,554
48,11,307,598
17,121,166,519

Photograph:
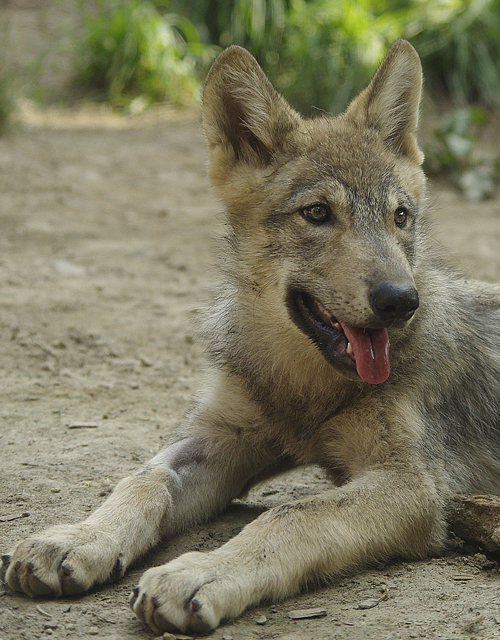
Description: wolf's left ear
203,46,300,177
347,40,423,164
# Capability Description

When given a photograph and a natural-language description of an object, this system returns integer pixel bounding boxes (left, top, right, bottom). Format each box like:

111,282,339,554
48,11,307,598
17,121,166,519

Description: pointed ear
202,46,301,175
347,40,423,164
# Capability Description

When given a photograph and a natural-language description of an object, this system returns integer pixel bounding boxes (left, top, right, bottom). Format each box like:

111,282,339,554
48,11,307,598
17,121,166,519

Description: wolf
3,39,500,635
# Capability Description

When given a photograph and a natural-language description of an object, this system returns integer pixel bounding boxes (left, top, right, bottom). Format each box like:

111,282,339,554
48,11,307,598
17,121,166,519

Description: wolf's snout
369,282,419,324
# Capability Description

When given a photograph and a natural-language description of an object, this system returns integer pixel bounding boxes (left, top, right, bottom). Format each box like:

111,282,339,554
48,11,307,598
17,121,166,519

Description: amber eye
302,204,331,225
394,207,408,228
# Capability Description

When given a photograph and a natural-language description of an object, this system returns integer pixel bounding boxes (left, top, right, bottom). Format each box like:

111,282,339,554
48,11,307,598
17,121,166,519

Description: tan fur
3,40,500,635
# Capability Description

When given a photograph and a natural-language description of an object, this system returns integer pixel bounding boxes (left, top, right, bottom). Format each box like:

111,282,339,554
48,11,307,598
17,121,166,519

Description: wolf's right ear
203,46,300,181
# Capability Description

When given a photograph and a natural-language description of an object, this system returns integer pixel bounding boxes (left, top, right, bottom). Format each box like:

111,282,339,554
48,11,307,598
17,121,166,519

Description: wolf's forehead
281,155,395,205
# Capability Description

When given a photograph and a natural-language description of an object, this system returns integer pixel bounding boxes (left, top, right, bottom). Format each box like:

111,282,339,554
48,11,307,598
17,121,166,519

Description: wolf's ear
347,40,423,164
203,46,300,175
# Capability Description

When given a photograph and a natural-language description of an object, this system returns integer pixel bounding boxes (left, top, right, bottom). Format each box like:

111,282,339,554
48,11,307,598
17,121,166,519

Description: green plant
424,108,500,200
0,17,16,134
179,0,500,113
275,0,395,113
409,0,500,106
74,0,208,107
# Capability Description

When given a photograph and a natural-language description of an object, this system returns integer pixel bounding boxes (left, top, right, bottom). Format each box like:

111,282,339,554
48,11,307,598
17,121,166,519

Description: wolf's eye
302,204,330,225
394,207,408,228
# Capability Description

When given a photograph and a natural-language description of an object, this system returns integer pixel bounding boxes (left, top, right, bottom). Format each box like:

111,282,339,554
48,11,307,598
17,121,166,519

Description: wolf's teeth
346,342,353,356
333,322,340,330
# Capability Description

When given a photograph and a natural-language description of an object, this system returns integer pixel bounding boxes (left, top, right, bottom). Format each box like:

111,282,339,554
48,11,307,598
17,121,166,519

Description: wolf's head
203,41,426,386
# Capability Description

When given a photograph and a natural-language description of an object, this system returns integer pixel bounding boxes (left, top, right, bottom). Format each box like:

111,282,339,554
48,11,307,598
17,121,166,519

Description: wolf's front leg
1,435,276,598
131,467,447,635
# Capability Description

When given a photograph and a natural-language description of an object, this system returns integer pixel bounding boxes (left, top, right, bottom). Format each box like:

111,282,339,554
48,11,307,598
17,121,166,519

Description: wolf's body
3,40,500,635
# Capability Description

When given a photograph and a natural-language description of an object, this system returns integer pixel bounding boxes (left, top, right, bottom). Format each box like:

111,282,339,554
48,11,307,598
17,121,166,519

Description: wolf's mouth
288,291,390,384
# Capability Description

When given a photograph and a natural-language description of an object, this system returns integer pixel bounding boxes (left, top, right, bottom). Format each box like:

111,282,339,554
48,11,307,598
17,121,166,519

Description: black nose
369,282,419,324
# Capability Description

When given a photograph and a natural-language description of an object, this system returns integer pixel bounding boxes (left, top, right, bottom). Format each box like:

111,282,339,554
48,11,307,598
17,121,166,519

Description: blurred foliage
424,108,500,200
0,19,16,133
73,0,214,108
176,0,500,114
71,0,500,192
70,0,500,114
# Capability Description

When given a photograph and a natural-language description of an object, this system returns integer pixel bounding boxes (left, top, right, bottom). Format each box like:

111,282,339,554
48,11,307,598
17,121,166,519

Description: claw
188,597,217,634
0,554,11,581
109,555,123,582
1,554,11,568
60,562,85,596
133,592,147,624
190,598,202,612
129,585,140,608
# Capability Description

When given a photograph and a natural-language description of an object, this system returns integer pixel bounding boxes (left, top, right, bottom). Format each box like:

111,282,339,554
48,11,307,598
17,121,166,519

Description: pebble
356,598,381,610
44,623,58,630
287,607,327,620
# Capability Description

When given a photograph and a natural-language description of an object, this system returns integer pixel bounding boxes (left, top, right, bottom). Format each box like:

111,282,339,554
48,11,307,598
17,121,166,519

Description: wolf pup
3,39,500,635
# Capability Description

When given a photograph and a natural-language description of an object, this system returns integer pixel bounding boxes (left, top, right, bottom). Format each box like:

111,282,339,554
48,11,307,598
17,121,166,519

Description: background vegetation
2,0,500,196
61,0,500,114
174,0,500,114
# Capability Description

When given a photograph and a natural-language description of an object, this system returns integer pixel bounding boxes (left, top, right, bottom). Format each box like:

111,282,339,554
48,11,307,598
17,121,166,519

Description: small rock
88,627,99,636
255,614,267,625
287,607,327,620
356,598,381,610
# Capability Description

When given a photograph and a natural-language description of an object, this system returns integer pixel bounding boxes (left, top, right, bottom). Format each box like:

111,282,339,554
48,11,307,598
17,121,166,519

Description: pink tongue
339,322,390,384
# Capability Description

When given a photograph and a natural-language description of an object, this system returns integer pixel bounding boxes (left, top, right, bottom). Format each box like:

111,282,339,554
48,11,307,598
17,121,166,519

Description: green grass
178,0,500,113
0,17,16,134
73,0,209,108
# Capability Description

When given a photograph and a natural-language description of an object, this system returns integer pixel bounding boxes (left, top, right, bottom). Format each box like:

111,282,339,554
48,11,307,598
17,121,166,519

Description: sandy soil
0,105,499,640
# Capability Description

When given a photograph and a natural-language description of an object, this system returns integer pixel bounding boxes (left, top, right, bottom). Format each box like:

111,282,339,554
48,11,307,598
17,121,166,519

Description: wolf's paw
129,551,247,635
1,523,124,597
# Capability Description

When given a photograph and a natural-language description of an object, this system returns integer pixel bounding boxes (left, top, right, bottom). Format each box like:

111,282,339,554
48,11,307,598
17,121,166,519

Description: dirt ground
3,5,500,640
